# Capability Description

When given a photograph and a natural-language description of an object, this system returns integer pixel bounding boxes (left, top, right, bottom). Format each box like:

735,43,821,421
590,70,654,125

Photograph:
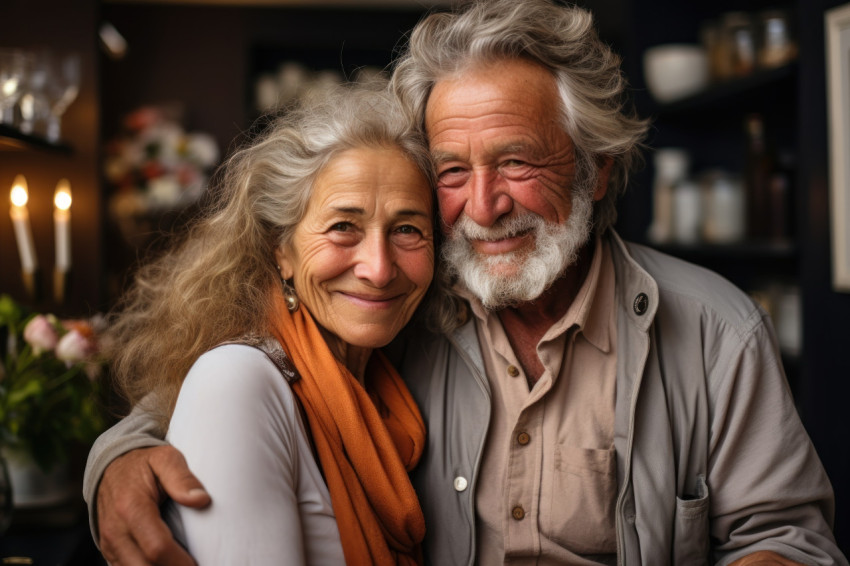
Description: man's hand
729,551,807,566
96,445,211,565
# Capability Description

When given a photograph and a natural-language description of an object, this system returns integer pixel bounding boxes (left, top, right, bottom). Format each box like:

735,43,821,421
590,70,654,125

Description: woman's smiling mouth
339,291,405,309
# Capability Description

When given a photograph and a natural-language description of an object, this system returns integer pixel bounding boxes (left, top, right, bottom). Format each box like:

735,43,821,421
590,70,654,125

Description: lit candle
54,178,72,272
9,174,38,275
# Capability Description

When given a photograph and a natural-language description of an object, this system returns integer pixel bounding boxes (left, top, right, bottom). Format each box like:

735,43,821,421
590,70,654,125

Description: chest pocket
540,444,618,555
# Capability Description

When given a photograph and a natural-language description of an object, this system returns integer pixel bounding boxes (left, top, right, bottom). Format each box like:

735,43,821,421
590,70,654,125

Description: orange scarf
268,293,426,565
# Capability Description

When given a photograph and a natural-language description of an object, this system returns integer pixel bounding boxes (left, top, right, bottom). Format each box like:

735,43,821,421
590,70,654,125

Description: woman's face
276,146,434,351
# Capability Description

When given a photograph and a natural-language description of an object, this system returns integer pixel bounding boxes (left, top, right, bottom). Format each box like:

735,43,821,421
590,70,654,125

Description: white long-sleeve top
162,344,345,565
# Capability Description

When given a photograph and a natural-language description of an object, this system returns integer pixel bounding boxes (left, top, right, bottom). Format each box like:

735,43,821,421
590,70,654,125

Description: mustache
452,214,543,241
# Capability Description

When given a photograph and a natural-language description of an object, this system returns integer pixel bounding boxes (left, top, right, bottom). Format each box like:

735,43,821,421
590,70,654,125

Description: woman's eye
396,224,422,236
330,222,353,232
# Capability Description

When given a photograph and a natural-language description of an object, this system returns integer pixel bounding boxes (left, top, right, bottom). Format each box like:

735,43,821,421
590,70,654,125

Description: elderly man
84,1,846,564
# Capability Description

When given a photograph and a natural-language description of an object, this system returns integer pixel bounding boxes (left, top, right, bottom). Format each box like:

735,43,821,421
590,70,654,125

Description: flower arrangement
104,105,220,246
0,295,106,472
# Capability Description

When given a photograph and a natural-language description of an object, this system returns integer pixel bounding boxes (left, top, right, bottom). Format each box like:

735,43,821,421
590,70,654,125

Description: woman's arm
84,390,209,565
164,344,342,565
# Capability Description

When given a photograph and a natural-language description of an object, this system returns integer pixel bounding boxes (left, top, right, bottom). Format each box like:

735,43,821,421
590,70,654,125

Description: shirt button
453,476,468,492
517,432,530,446
511,505,525,521
507,365,520,377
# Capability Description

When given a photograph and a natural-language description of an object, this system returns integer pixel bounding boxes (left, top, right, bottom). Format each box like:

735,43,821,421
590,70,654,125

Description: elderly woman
104,82,460,565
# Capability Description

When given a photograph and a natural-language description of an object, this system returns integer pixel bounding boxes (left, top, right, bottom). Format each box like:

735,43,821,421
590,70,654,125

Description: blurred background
0,0,848,561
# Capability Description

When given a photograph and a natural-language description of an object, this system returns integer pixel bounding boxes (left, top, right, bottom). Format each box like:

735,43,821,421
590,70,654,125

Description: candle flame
54,178,72,211
10,175,28,207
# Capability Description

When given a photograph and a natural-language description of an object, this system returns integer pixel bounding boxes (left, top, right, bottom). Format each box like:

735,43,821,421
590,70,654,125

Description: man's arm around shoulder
84,402,210,565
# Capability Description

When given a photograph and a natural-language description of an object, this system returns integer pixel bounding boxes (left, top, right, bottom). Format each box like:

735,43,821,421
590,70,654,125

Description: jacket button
517,432,530,446
633,293,649,315
507,365,520,377
453,476,468,492
511,505,525,520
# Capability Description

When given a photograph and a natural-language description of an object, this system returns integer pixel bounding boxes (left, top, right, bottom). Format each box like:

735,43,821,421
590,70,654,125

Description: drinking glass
45,52,80,142
16,49,50,135
0,49,28,125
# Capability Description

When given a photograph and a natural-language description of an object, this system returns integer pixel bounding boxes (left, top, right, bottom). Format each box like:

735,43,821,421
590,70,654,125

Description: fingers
147,446,211,508
100,523,188,566
99,498,197,566
127,518,198,566
96,446,204,565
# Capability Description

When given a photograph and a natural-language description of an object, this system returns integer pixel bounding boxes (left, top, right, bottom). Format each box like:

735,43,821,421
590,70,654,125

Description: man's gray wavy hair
391,0,649,234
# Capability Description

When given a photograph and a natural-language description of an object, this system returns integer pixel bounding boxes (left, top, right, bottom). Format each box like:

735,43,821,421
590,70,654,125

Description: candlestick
53,178,72,303
9,175,38,297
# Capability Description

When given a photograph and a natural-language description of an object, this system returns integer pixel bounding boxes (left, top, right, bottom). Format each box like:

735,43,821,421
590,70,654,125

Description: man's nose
353,232,396,287
465,169,513,227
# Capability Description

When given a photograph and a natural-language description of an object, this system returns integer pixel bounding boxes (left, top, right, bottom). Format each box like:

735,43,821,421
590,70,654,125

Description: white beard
442,189,594,310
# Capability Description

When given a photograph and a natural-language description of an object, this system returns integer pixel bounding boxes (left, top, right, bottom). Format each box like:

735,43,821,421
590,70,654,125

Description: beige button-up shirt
470,237,618,565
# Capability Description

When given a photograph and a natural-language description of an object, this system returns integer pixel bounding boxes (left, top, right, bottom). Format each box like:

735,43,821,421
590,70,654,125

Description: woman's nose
353,233,396,287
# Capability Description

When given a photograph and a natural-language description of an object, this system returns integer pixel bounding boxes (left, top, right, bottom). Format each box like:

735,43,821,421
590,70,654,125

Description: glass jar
758,10,797,68
702,170,746,244
721,12,757,78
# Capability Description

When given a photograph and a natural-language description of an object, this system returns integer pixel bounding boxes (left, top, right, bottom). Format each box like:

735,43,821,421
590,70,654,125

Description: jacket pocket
673,475,710,566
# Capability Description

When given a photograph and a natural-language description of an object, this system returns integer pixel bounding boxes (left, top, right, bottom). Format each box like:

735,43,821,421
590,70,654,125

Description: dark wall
99,5,249,159
99,4,429,156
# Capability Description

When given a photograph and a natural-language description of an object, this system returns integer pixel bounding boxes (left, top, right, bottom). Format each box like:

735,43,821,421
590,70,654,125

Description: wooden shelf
650,240,797,260
640,61,798,119
0,124,72,154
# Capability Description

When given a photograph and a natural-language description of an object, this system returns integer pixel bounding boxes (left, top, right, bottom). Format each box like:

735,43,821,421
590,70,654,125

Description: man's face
424,58,606,307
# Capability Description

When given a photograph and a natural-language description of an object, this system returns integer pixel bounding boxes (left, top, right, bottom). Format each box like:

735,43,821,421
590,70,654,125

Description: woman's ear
274,246,295,280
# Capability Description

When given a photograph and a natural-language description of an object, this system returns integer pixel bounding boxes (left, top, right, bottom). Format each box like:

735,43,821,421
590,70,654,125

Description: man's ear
274,246,295,280
594,156,614,201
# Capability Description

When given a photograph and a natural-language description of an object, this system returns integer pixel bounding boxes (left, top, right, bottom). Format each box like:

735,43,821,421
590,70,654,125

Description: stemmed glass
16,49,50,135
44,52,80,143
0,49,28,126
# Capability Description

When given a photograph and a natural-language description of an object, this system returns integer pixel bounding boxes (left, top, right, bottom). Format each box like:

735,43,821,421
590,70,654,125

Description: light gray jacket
385,232,845,566
84,231,846,565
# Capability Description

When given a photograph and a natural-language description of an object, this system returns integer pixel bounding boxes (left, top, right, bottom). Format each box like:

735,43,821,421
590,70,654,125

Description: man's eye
437,166,468,188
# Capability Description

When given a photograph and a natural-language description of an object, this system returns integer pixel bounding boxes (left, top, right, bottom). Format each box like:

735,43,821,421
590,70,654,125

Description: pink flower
123,106,163,132
23,315,59,355
55,329,96,364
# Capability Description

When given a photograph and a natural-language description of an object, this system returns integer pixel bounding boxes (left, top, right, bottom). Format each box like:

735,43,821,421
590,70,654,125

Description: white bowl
643,44,709,103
